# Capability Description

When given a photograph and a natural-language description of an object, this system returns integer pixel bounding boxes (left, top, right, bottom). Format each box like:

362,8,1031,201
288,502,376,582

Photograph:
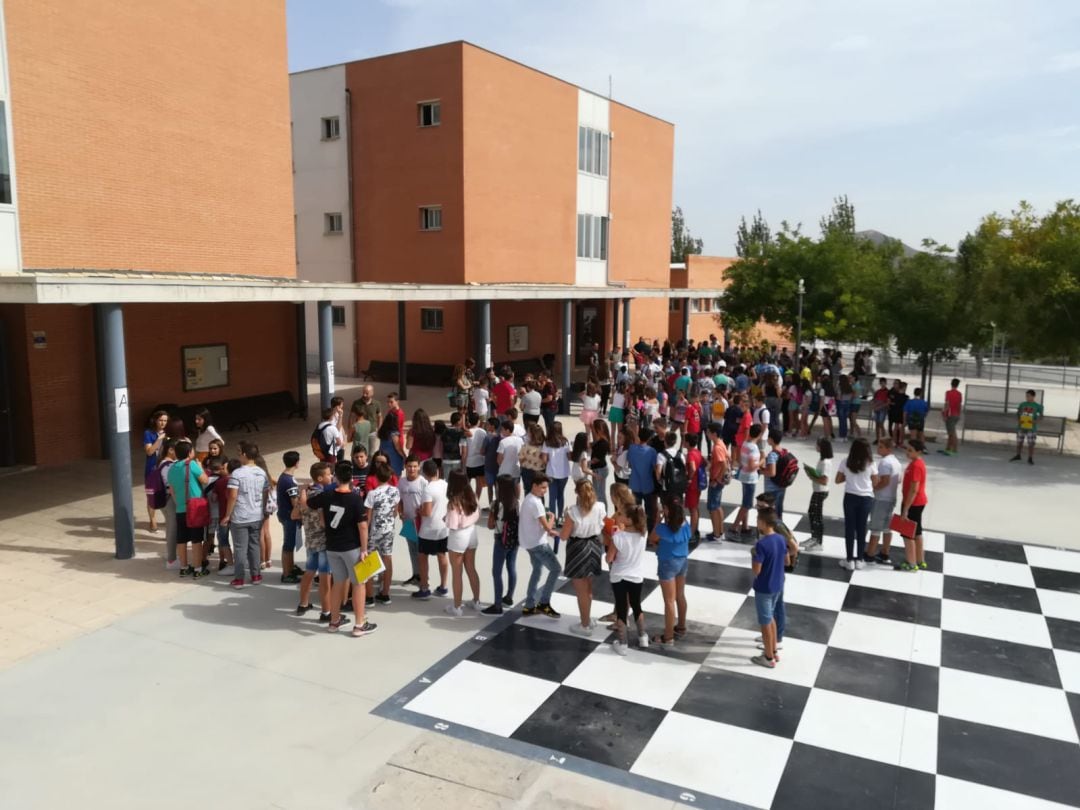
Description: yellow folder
353,550,386,584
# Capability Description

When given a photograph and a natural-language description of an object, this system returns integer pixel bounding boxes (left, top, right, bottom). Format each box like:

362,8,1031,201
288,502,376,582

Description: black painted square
946,534,1028,563
941,630,1062,688
673,665,811,738
683,557,755,593
938,716,1080,807
1069,693,1080,736
729,596,838,644
772,743,935,810
511,684,666,770
1048,617,1080,654
814,647,938,712
1033,566,1080,595
788,554,853,583
632,613,725,665
557,573,658,607
943,574,1042,613
842,584,942,627
468,623,596,682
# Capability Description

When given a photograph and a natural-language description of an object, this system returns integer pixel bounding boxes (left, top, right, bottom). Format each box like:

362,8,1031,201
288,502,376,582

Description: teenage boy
730,424,762,539
898,440,929,571
904,387,929,443
167,439,209,578
865,438,902,566
315,407,343,462
520,473,562,617
158,439,180,569
297,462,333,621
386,391,406,435
363,461,400,605
329,396,346,460
755,492,800,572
940,379,962,456
751,507,788,669
1011,390,1043,465
205,457,233,573
887,379,905,445
464,412,488,502
307,461,376,636
413,460,449,600
441,411,467,478
482,416,501,506
277,450,304,584
221,442,270,587
496,419,524,488
397,455,425,586
705,422,730,542
350,446,369,491
872,378,890,441
761,429,788,519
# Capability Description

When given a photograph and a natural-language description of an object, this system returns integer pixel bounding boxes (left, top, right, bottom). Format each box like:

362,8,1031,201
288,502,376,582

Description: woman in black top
590,420,611,508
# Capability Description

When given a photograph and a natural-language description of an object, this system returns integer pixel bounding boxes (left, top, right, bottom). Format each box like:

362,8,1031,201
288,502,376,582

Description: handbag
184,460,210,528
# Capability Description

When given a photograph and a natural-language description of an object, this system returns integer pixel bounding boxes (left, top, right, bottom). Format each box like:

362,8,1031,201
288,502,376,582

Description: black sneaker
296,603,313,616
200,563,211,575
352,621,377,637
481,604,503,615
402,575,420,587
290,565,304,578
365,596,375,608
502,595,513,606
281,574,301,585
521,606,538,616
1009,454,1022,462
180,565,194,577
192,569,205,579
1028,458,1034,465
218,559,228,571
539,603,561,618
875,554,892,566
318,612,332,623
375,594,391,605
342,600,353,611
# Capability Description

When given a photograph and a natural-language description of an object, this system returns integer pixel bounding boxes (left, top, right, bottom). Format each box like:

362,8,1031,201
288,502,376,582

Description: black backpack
661,451,688,497
771,449,799,489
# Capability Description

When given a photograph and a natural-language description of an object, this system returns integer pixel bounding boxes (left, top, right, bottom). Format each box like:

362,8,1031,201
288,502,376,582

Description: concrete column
477,300,492,371
622,298,631,354
560,299,572,416
611,298,620,352
682,297,691,344
397,301,408,399
96,303,134,560
317,300,334,412
295,304,308,420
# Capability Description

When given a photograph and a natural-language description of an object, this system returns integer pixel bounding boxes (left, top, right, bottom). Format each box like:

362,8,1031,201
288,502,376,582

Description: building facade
292,42,675,373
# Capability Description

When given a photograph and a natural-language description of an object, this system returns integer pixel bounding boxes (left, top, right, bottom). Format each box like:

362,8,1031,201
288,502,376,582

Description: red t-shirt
944,389,962,418
492,380,516,415
685,402,703,434
903,457,928,507
686,448,704,495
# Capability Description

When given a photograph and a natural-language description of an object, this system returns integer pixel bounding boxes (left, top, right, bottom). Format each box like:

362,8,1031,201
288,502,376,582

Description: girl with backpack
483,474,520,615
762,429,796,520
560,479,606,636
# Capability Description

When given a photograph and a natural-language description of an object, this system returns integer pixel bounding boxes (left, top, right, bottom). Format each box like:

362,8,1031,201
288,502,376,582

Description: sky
286,0,1080,255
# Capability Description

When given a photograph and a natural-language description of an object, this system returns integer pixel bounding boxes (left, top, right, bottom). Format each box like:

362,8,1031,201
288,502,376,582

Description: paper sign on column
326,361,335,394
114,387,130,433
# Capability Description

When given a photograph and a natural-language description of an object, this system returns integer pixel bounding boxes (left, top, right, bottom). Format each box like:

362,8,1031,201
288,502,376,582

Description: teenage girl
193,408,223,464
608,504,650,655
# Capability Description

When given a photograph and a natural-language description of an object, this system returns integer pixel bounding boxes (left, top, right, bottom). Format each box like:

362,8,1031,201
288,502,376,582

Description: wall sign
326,360,335,394
182,344,230,392
114,387,129,433
508,325,528,353
31,330,46,349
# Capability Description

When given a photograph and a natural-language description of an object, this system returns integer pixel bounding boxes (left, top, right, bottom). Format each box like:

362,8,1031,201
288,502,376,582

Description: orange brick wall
354,302,469,376
4,0,295,277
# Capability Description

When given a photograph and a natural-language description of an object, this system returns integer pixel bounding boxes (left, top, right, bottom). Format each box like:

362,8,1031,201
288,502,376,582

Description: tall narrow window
578,126,587,171
421,308,444,331
576,214,586,257
576,214,610,260
331,305,346,327
0,101,10,205
418,101,441,127
420,206,442,231
576,126,610,178
321,116,340,140
599,216,608,260
324,212,343,234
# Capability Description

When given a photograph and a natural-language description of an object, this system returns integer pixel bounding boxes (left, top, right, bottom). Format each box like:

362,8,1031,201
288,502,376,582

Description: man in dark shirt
305,461,377,637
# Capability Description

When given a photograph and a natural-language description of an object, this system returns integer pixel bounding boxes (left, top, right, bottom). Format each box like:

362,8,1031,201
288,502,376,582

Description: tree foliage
671,206,704,262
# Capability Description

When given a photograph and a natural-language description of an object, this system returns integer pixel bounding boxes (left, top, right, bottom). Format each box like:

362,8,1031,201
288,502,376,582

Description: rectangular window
321,116,340,140
418,101,441,127
578,126,587,171
419,206,442,231
0,101,10,205
576,214,586,257
669,299,680,312
714,297,723,311
331,305,346,327
690,298,700,313
600,132,609,176
576,213,610,260
576,126,610,177
421,307,443,332
599,216,608,260
324,212,343,234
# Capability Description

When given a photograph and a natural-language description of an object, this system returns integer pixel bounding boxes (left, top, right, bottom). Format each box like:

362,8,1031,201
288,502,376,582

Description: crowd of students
139,336,945,664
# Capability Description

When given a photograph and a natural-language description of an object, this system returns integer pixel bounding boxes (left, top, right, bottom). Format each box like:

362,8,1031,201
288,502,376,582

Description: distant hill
856,229,921,258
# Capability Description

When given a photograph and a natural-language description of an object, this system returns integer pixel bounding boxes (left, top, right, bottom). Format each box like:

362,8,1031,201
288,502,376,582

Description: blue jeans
278,516,302,553
754,590,786,640
549,477,567,520
765,486,786,520
843,493,873,561
837,400,851,439
593,466,609,507
521,468,536,495
633,490,657,529
492,541,519,604
525,544,562,608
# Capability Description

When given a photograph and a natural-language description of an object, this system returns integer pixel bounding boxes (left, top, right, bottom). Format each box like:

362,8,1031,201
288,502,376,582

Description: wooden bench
361,357,551,388
962,409,1066,453
174,390,302,434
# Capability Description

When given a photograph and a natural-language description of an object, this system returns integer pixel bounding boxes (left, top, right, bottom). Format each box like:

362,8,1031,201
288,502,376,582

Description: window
419,206,442,231
669,298,681,312
576,126,610,177
0,101,10,205
324,212,343,234
331,306,346,327
575,213,609,259
714,297,723,311
421,307,443,332
418,101,441,127
689,298,700,313
321,116,340,140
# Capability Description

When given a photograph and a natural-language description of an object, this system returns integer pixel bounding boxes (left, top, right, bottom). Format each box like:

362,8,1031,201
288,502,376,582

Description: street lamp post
795,278,805,369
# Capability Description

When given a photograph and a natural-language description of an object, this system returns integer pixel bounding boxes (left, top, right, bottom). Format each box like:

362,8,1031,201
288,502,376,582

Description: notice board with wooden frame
181,344,230,392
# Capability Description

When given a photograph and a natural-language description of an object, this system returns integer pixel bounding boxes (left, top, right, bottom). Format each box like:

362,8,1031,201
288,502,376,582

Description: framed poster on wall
507,325,529,353
182,344,230,392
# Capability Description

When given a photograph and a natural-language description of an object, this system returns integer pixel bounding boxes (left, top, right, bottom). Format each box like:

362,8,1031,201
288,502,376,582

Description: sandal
673,625,687,638
650,634,675,647
599,612,617,623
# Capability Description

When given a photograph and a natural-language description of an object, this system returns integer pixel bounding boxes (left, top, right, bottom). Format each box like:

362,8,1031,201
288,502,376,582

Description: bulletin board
181,344,230,392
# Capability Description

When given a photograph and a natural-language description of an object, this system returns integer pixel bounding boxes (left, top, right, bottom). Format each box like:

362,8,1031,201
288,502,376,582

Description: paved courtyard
0,379,1078,809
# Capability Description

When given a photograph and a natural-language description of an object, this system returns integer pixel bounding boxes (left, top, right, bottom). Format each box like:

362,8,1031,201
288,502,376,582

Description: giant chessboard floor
373,507,1080,809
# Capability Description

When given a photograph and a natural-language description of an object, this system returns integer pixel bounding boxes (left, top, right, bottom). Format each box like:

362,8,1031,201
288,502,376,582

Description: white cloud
1046,50,1080,72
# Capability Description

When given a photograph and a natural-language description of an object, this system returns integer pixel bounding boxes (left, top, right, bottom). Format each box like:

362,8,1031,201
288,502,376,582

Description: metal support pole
295,304,308,420
795,280,804,369
478,300,492,371
560,300,572,416
397,301,408,400
681,298,691,344
611,298,620,352
1003,351,1012,412
317,300,334,412
622,298,631,356
96,303,134,560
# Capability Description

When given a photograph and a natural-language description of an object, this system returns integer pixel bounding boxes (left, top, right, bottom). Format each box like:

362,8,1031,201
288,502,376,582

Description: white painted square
781,572,850,612
404,660,558,737
563,644,700,711
849,565,944,599
795,689,914,767
941,599,1051,648
935,775,1078,810
827,611,941,667
921,530,945,553
689,539,753,569
1038,588,1080,621
632,711,792,809
1023,545,1080,574
899,707,938,773
515,590,613,641
938,667,1078,743
707,627,827,688
641,583,747,628
944,554,1035,589
1053,648,1080,694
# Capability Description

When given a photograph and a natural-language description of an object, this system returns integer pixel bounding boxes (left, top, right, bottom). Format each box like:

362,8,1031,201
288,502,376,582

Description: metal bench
961,408,1066,453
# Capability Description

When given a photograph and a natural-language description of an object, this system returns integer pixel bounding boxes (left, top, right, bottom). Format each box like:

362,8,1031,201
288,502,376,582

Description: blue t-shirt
654,520,691,561
143,429,159,478
904,398,930,423
627,443,658,494
763,450,780,494
166,459,205,514
484,432,501,475
276,472,299,517
735,374,750,392
752,532,787,594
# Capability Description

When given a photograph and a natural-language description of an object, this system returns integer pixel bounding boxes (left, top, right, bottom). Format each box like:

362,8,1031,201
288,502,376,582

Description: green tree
735,210,771,259
671,206,704,262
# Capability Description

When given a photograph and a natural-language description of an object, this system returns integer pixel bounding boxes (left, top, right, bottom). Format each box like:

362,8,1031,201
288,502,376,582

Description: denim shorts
657,555,689,581
754,590,783,625
707,483,724,512
305,549,331,574
741,481,757,509
279,516,303,553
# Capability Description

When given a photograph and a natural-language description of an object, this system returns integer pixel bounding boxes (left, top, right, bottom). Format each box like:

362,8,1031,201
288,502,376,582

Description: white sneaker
854,559,866,570
757,641,783,651
588,618,599,628
569,622,593,637
467,600,483,612
612,640,628,656
638,633,649,648
444,604,464,617
839,559,855,571
217,566,235,577
165,559,181,570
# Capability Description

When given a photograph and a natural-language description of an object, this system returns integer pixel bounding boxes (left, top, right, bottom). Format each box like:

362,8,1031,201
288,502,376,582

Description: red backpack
771,449,800,489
